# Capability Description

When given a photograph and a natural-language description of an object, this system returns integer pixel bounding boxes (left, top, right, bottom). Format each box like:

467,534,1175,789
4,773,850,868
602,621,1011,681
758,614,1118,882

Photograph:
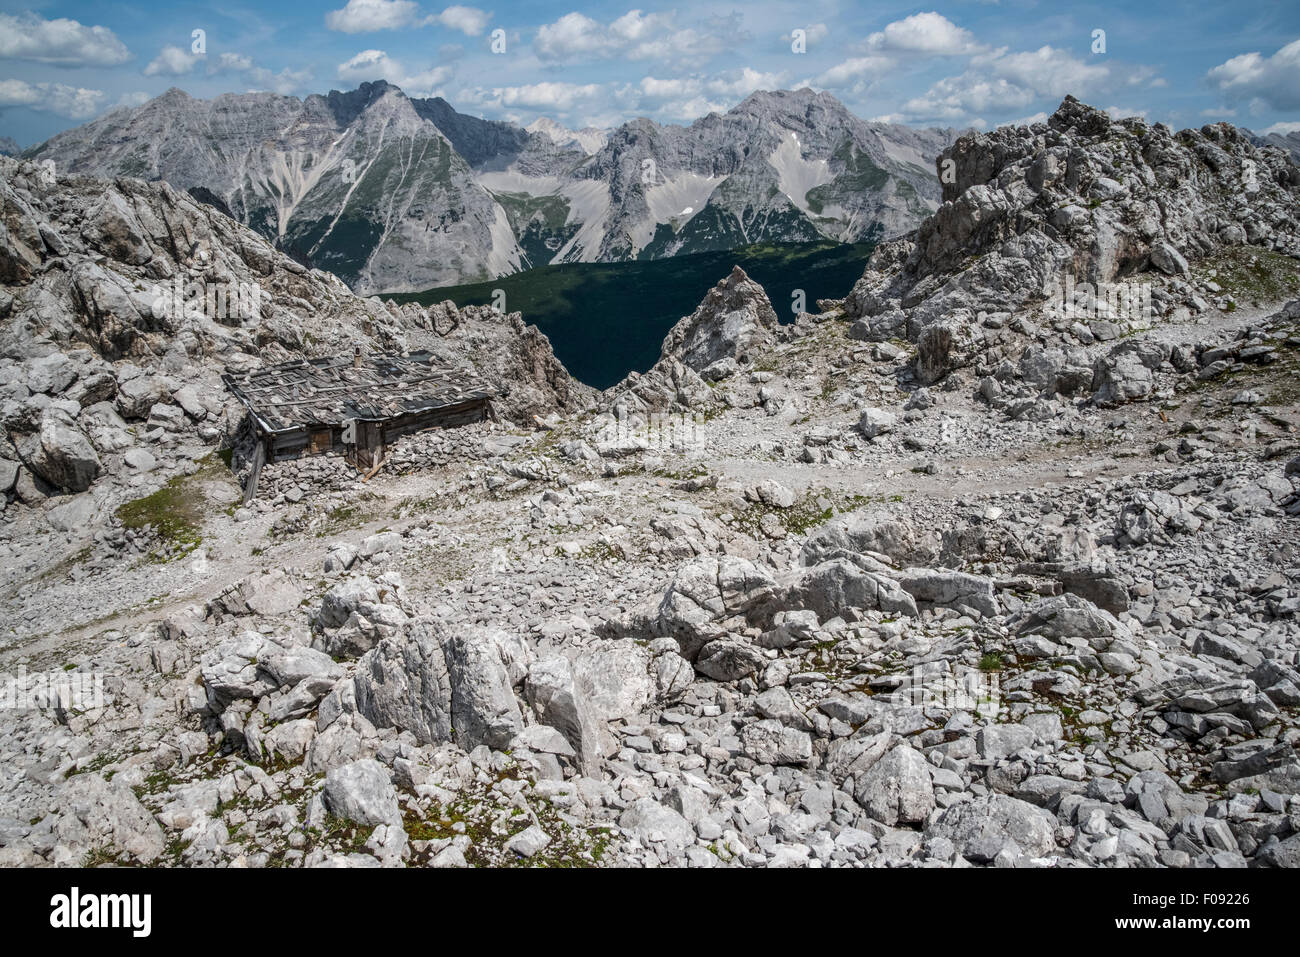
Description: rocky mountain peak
845,95,1300,383
320,79,403,126
599,265,782,418
1046,93,1115,138
658,265,780,374
526,116,569,138
525,117,607,156
733,87,845,119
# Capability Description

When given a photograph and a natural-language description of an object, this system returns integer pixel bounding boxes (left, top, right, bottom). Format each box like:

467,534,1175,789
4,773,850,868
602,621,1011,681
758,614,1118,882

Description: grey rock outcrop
352,624,453,747
17,407,101,492
657,267,780,373
323,760,401,827
445,628,525,751
844,96,1300,383
0,153,588,433
927,795,1057,862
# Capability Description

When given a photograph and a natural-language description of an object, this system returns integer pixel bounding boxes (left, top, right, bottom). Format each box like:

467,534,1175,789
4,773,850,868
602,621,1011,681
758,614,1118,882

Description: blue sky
1,1,1298,146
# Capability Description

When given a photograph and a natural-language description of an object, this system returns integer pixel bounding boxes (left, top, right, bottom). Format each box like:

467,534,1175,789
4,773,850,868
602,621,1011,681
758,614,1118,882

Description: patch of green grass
571,541,624,563
67,750,119,778
311,495,381,537
161,836,193,865
401,764,614,868
651,464,709,482
311,816,375,855
726,489,878,539
82,845,135,867
38,544,93,583
114,453,232,562
135,768,182,797
1175,314,1300,407
783,502,835,536
1195,246,1300,307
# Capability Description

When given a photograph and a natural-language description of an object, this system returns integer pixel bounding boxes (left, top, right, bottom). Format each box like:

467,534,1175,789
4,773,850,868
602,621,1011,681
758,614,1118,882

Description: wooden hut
222,349,496,497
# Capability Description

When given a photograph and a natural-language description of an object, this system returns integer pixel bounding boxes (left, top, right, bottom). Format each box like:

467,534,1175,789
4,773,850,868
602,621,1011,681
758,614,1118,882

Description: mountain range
25,82,960,295
1245,127,1300,165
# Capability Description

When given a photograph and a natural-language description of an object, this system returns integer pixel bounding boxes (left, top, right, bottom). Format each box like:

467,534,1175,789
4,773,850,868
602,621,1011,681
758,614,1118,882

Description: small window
308,429,332,454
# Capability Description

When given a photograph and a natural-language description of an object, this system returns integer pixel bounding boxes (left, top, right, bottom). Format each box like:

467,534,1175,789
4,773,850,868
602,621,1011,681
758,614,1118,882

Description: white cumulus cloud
461,81,605,113
816,12,983,94
902,75,1034,120
144,45,202,77
0,79,106,118
535,12,611,60
432,6,491,36
897,44,1133,123
0,12,132,66
338,48,402,82
1103,105,1148,121
212,52,254,73
982,45,1114,100
535,10,727,62
864,11,985,56
337,50,452,97
326,0,420,33
815,56,893,88
247,66,316,95
1206,39,1300,112
206,52,312,95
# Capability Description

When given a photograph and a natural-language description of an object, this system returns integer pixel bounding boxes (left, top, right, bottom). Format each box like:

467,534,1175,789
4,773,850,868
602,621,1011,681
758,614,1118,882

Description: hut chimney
353,345,362,369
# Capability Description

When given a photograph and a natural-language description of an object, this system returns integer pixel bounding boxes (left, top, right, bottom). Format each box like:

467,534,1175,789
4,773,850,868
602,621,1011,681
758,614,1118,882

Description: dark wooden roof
222,351,496,434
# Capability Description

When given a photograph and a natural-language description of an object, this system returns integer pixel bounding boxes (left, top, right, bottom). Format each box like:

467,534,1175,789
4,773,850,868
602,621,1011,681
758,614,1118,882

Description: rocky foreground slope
0,150,590,607
2,98,1300,869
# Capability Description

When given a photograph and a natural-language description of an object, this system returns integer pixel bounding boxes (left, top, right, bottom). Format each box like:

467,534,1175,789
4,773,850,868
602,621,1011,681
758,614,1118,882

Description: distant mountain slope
483,89,960,267
28,83,520,295
30,83,959,294
526,117,609,155
1243,127,1300,165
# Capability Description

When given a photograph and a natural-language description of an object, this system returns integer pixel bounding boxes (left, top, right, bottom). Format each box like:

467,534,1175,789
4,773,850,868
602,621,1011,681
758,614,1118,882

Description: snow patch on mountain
487,203,524,278
553,180,613,263
769,131,834,216
631,172,729,250
478,170,564,194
